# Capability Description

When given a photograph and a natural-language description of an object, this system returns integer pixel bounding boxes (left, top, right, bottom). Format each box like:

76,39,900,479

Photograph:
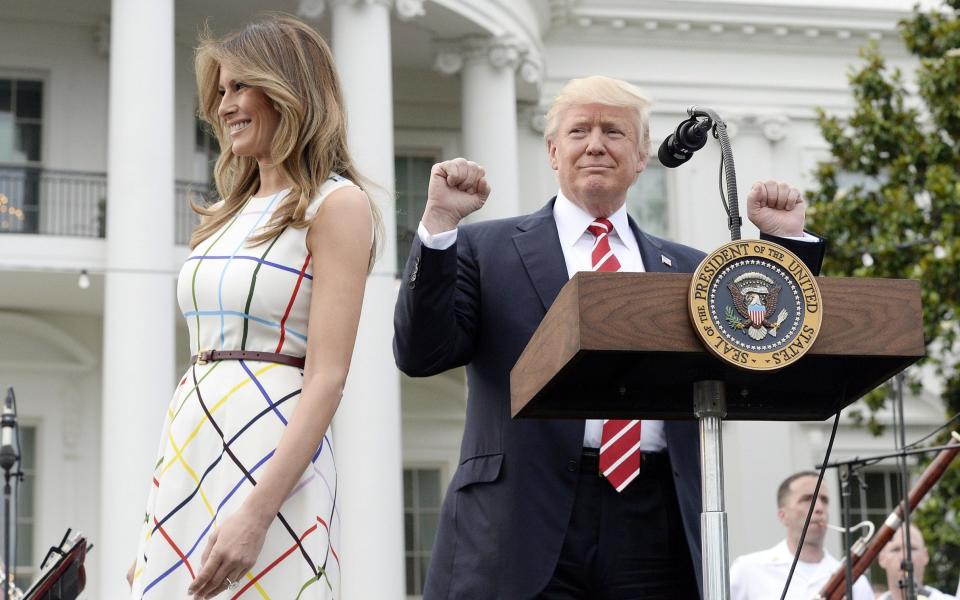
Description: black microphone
658,116,712,168
0,388,17,472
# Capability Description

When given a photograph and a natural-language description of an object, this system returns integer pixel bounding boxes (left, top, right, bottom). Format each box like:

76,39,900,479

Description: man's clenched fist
422,158,491,235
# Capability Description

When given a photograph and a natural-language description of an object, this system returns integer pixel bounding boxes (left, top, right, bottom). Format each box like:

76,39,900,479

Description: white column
98,0,175,598
436,37,523,221
330,2,405,599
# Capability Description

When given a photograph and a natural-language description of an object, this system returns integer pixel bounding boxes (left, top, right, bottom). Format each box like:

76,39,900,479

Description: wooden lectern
510,271,924,599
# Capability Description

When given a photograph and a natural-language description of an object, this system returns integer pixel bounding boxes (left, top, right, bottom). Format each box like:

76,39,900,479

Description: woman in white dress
127,16,381,599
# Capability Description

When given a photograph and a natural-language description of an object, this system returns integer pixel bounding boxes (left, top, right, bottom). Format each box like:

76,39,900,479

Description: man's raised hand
422,158,491,235
746,179,806,238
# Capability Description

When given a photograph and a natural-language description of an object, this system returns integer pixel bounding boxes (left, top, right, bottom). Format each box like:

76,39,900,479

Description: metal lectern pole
694,380,730,600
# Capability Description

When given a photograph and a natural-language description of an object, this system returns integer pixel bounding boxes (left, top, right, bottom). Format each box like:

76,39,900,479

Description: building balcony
0,164,213,245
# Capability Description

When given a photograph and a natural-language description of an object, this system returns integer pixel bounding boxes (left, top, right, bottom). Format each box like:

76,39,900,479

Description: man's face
778,475,829,547
547,103,647,217
878,526,928,585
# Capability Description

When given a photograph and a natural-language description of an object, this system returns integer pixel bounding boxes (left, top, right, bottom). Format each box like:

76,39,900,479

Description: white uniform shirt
877,587,955,600
729,540,874,600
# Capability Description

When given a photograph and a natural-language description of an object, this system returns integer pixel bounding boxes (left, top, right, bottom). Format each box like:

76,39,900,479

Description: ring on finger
225,576,240,591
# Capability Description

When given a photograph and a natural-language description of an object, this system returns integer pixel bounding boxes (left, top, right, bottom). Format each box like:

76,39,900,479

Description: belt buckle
197,349,212,365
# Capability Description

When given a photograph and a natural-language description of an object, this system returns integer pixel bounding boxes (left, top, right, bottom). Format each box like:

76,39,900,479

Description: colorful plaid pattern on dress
130,176,354,599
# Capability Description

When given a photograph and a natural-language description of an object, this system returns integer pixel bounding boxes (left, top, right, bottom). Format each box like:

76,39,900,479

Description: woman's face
216,65,280,162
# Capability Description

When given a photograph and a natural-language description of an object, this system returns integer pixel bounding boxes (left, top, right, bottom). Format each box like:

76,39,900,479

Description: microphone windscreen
658,137,689,168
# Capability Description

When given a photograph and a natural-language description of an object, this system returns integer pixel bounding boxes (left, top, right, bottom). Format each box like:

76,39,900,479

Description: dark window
403,467,442,596
626,162,669,237
395,154,437,275
840,468,905,586
194,109,219,184
0,78,43,163
0,425,36,591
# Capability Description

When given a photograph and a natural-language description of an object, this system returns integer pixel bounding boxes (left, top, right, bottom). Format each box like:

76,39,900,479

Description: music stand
22,530,88,600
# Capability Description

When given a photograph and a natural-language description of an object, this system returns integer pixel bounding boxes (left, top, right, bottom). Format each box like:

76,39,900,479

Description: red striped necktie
587,218,642,492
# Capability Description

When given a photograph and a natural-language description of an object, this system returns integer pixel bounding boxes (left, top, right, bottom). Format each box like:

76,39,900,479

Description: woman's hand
187,504,271,598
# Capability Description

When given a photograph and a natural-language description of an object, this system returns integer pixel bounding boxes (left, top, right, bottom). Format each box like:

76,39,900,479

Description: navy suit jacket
393,199,825,600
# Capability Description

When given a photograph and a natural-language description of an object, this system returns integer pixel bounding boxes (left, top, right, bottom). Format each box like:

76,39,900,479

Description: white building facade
0,0,949,597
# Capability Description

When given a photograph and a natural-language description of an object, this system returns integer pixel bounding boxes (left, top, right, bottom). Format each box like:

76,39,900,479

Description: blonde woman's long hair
192,15,382,270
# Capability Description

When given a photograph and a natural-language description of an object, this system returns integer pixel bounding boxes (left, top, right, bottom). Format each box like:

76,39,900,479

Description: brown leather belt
191,350,306,369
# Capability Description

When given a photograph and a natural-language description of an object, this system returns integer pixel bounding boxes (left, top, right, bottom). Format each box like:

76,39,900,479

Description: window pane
418,512,439,553
419,555,430,594
17,477,33,519
840,469,904,587
19,427,35,470
395,155,435,274
418,470,440,509
404,512,414,552
404,469,414,508
405,556,416,595
626,163,668,237
15,522,31,565
15,426,36,578
403,468,442,596
848,483,863,510
866,474,888,508
195,116,208,150
16,80,42,119
16,123,41,162
0,113,14,162
0,80,11,113
410,157,433,189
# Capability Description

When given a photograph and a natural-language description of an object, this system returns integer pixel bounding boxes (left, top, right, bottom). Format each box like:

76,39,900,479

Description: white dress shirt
418,191,666,452
551,191,666,451
730,540,874,600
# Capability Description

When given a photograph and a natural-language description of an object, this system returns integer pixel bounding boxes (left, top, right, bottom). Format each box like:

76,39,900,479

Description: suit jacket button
567,459,578,472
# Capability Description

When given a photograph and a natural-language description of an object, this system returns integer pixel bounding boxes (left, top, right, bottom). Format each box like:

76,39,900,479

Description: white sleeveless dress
130,176,356,599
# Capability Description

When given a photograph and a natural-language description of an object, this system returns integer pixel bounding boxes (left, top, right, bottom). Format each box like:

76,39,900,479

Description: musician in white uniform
877,524,955,600
730,471,873,600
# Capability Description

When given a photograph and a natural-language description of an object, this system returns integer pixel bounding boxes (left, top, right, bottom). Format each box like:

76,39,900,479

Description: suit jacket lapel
629,216,677,274
513,199,569,312
512,204,678,311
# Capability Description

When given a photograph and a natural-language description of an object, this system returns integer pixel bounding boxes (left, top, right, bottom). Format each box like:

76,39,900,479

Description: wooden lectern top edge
511,271,926,419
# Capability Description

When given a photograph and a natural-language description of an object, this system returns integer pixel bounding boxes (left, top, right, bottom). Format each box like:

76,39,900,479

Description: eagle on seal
727,272,787,341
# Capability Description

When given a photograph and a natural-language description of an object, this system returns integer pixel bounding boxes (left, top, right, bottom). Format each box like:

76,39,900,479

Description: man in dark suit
394,76,825,600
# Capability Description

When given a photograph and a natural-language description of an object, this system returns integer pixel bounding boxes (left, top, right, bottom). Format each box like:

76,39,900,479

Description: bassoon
817,431,960,600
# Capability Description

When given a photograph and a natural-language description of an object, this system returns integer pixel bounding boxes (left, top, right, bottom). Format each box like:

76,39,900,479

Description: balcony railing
0,165,215,245
176,181,216,245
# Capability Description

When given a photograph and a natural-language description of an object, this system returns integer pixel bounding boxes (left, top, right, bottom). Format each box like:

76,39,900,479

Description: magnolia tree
808,1,960,589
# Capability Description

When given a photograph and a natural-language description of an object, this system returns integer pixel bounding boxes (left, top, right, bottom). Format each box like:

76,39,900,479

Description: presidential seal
688,240,823,371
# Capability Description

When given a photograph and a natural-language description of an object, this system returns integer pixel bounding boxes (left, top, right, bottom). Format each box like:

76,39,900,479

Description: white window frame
402,463,447,600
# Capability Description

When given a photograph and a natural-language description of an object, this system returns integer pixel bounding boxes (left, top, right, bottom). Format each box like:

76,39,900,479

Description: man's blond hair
543,76,652,158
